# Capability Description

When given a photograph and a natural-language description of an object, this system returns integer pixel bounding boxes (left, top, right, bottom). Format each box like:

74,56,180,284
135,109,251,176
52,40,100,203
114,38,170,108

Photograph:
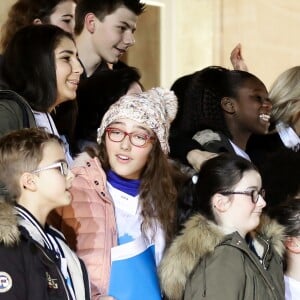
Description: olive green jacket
159,214,285,300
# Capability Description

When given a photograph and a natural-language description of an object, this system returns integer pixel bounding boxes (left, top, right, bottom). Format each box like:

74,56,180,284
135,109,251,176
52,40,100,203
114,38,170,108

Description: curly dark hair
171,66,264,140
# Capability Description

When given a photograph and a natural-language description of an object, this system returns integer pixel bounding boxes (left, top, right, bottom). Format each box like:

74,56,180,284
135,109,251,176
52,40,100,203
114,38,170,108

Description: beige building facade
1,0,300,90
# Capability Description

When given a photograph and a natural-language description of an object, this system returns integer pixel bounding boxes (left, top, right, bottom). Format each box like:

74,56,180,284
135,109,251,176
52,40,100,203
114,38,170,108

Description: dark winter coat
0,201,90,299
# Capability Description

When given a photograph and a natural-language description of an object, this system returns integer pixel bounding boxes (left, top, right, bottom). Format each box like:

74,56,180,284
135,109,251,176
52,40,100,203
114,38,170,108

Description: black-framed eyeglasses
220,188,265,204
105,127,155,148
31,161,69,177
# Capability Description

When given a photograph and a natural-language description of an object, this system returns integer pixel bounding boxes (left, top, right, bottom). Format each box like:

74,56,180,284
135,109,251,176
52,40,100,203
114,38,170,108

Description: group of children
0,0,299,300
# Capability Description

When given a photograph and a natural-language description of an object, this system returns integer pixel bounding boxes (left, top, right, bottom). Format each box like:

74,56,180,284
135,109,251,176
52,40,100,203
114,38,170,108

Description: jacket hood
159,213,284,300
72,152,92,168
0,200,20,246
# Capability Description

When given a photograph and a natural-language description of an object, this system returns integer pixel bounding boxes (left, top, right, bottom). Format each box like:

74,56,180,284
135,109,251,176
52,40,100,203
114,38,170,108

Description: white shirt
284,275,300,300
33,111,74,166
229,140,251,161
107,182,165,265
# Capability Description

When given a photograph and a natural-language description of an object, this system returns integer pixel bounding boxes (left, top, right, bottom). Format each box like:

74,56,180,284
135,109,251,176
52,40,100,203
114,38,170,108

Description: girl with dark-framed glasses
159,153,285,300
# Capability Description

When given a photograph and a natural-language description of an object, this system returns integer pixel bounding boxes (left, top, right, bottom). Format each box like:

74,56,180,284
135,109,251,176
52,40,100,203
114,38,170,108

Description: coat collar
159,213,284,300
0,200,20,246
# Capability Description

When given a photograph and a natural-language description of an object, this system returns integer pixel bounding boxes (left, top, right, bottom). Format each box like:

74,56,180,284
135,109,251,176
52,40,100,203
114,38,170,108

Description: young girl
247,66,300,169
159,154,285,300
0,24,83,164
169,66,272,171
0,0,76,51
0,128,90,299
230,46,299,165
269,197,300,300
50,87,185,299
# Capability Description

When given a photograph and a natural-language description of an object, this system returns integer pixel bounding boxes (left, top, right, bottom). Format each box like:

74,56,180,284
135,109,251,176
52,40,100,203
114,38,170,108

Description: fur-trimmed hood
159,213,285,300
72,151,93,168
0,200,20,246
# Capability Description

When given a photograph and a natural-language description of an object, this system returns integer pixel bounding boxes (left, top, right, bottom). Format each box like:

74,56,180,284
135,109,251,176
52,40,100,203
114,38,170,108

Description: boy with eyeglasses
0,128,90,299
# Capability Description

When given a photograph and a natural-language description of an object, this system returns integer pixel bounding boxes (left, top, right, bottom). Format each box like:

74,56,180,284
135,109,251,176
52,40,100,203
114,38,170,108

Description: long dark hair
97,134,186,245
177,153,258,226
1,24,74,112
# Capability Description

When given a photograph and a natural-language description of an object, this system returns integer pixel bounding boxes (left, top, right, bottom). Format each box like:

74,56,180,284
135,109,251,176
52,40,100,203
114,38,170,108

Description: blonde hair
269,66,300,125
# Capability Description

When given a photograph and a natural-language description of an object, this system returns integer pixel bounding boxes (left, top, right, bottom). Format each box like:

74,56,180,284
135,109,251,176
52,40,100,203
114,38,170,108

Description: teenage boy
53,0,145,153
75,0,146,77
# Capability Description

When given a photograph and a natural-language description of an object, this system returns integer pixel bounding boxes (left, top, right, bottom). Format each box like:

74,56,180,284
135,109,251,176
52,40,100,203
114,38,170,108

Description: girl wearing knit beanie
49,87,186,300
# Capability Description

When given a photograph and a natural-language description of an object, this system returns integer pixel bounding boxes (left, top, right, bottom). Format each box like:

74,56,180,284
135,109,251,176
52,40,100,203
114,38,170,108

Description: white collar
276,122,300,151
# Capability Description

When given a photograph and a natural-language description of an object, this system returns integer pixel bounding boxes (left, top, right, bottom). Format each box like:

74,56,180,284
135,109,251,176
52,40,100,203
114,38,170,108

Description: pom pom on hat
97,87,178,154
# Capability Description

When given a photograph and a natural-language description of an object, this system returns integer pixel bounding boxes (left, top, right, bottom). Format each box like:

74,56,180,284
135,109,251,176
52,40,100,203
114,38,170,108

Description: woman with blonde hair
269,66,300,141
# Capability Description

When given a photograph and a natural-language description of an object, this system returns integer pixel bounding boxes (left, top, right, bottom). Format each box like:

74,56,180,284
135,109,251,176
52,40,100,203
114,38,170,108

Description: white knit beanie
97,87,178,154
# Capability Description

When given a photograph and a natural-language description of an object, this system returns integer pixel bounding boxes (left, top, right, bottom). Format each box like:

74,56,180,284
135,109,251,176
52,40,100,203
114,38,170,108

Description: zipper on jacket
257,235,270,270
230,238,278,299
35,243,72,300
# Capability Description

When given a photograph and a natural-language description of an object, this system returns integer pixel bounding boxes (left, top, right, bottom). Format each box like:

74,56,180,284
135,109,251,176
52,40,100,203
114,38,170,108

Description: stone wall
1,0,300,90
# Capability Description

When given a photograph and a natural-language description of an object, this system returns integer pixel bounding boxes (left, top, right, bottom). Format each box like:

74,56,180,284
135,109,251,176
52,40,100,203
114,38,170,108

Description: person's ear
85,13,96,34
221,97,236,114
212,193,230,212
20,172,36,191
32,18,43,25
285,237,300,253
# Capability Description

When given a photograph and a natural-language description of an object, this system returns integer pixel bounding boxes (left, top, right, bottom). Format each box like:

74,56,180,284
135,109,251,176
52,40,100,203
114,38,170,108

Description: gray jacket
0,89,36,137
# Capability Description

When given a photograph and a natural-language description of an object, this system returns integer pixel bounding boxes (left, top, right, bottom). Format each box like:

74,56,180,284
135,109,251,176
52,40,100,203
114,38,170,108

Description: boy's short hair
0,128,62,203
75,0,145,35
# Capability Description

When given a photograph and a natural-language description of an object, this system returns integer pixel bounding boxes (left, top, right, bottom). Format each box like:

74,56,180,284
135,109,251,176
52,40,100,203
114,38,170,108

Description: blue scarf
107,170,140,197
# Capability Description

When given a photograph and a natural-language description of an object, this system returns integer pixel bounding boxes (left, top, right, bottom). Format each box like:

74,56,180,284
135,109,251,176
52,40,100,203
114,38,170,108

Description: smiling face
92,6,138,64
232,78,272,135
49,0,76,34
54,36,83,107
105,118,154,179
217,170,266,237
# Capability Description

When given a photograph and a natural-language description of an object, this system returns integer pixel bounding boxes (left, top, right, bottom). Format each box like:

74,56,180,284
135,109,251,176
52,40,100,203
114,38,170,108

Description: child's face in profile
54,36,83,108
32,141,74,210
105,118,154,180
91,6,138,65
217,170,266,238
